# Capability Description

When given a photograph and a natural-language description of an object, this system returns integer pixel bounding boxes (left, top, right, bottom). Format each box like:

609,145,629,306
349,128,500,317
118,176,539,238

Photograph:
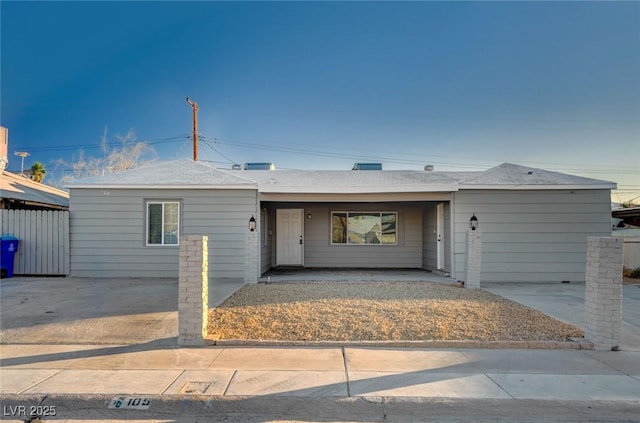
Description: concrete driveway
2,275,638,350
484,282,640,352
0,277,243,345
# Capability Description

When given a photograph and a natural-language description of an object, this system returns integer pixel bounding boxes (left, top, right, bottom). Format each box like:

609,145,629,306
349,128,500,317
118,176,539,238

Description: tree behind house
30,162,46,183
56,128,156,183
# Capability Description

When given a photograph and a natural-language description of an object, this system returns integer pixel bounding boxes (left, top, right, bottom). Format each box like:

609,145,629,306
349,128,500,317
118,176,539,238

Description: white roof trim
258,184,459,194
459,184,617,190
260,192,454,202
67,184,257,190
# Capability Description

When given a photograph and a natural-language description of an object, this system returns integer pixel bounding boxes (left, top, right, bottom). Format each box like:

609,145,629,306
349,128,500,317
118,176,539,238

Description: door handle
299,236,303,245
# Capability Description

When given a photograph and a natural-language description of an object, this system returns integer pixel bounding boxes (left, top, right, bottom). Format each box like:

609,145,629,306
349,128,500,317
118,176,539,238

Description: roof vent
245,162,275,170
424,165,434,171
352,163,382,171
527,171,533,175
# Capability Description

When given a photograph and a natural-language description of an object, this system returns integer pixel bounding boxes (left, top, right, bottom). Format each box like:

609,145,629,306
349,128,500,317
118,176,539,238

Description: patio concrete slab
487,373,640,401
0,369,61,394
345,348,469,372
162,370,235,395
260,268,454,284
349,371,511,399
22,369,182,395
225,370,347,396
210,347,344,371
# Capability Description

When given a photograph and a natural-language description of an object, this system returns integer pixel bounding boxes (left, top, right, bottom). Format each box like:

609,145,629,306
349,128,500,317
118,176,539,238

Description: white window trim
330,211,398,245
146,201,180,246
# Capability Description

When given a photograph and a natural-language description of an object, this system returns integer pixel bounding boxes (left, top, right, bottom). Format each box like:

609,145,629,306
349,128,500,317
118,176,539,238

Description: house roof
228,169,462,193
456,163,616,190
1,171,70,208
66,159,616,193
65,159,257,189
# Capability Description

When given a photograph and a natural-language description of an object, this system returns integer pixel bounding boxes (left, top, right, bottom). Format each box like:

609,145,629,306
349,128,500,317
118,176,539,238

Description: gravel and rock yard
208,282,584,342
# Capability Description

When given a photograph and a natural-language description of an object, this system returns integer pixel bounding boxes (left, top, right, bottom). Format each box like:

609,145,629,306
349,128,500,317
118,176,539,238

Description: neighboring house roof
66,159,258,189
1,171,70,209
612,206,640,227
66,159,616,193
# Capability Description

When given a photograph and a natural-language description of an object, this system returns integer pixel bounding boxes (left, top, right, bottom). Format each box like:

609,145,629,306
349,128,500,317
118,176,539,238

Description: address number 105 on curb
108,397,152,410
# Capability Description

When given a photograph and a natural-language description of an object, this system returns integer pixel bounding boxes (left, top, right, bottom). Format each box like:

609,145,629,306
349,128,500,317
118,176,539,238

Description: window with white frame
331,212,397,245
147,201,180,246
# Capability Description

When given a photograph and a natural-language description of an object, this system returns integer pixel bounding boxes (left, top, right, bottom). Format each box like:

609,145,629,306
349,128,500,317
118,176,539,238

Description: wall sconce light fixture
469,213,479,231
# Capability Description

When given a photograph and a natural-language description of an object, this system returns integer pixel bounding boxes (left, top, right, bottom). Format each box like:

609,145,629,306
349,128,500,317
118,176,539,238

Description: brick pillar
245,229,259,284
585,237,623,351
178,235,209,346
465,229,482,289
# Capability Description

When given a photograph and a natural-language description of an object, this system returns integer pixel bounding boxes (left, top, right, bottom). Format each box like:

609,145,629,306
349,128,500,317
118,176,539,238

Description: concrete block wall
465,230,482,289
178,235,209,346
584,237,623,351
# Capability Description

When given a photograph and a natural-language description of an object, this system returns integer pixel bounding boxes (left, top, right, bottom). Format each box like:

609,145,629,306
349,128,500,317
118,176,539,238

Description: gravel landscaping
208,282,584,342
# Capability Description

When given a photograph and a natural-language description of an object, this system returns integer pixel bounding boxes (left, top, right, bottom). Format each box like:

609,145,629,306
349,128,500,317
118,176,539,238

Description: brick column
245,229,259,284
465,229,482,289
178,235,209,346
585,237,623,351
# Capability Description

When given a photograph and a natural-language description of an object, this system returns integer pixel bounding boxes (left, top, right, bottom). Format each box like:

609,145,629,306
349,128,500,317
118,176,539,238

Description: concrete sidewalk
2,344,639,398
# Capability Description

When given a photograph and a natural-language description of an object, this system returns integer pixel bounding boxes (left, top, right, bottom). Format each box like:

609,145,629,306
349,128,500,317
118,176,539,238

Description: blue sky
1,1,639,201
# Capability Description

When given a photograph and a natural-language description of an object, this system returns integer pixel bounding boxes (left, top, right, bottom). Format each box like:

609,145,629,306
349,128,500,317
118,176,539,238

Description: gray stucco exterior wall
70,188,258,279
453,189,612,283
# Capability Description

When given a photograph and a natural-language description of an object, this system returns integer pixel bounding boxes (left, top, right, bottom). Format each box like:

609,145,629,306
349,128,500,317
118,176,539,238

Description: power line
200,138,237,165
201,135,640,175
7,135,190,153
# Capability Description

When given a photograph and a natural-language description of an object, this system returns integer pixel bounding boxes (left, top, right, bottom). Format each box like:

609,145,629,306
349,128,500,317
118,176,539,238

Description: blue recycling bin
0,236,20,278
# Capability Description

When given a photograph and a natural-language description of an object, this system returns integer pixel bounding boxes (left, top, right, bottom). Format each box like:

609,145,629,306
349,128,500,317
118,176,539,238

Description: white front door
276,209,304,266
436,202,445,270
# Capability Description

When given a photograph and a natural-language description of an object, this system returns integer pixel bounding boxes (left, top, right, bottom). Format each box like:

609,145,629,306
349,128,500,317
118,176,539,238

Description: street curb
209,339,594,350
1,394,639,422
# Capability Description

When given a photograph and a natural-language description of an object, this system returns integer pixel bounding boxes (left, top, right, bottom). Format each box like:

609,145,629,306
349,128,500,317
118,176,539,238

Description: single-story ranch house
67,159,615,283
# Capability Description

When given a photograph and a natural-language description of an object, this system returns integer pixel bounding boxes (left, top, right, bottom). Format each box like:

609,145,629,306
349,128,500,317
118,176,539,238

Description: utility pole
14,151,30,174
185,97,199,161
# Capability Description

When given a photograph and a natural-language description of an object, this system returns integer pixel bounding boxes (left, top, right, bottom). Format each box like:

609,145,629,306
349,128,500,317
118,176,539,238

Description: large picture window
331,212,397,245
147,201,180,246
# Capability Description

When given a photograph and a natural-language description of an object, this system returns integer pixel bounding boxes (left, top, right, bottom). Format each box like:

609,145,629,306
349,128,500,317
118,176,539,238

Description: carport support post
465,229,482,289
178,235,209,346
245,228,259,284
585,236,623,351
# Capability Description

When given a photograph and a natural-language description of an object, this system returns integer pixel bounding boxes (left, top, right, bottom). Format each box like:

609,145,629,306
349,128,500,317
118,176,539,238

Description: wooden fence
1,210,69,276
